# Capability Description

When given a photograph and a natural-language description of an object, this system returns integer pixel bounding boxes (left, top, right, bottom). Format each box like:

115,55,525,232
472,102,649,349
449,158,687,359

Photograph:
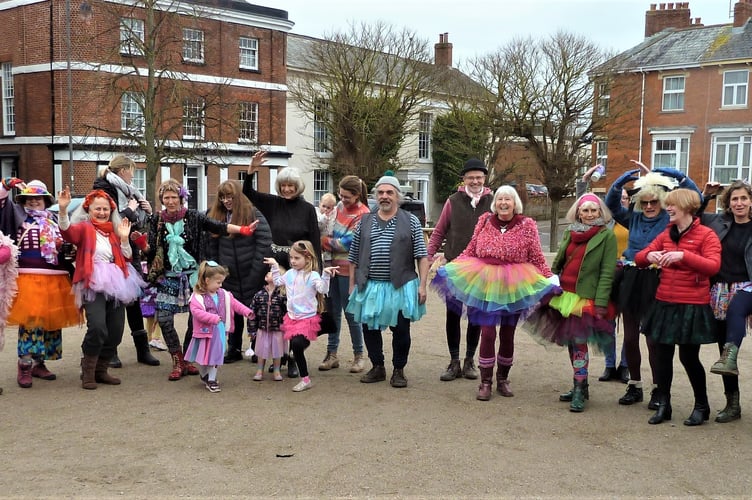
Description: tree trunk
548,196,562,253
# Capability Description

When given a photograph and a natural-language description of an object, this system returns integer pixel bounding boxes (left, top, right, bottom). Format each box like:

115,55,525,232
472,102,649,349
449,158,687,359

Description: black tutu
617,266,660,317
642,300,717,345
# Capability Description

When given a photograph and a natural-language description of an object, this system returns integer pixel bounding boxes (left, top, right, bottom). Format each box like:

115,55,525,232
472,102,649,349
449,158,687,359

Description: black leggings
445,306,480,360
654,343,708,405
290,335,311,378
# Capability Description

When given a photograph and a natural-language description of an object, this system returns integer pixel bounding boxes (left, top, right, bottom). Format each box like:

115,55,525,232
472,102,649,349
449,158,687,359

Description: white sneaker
292,379,312,392
149,339,168,351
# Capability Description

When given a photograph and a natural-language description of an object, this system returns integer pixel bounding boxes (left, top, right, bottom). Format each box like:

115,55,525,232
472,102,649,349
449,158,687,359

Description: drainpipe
638,69,646,165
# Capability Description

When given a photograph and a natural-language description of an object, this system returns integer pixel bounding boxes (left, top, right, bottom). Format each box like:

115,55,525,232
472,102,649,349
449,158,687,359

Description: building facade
0,0,292,210
591,1,752,193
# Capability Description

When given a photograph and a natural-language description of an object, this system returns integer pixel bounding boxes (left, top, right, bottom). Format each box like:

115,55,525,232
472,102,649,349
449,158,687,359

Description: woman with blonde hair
93,154,159,367
206,180,272,363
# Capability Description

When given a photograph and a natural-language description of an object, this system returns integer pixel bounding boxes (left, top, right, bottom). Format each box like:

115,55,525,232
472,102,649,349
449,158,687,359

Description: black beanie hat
460,158,488,176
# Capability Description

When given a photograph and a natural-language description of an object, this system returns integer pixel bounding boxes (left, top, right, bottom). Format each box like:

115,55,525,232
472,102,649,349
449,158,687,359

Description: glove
130,231,148,251
613,169,640,190
651,167,684,181
239,221,258,237
1,177,23,190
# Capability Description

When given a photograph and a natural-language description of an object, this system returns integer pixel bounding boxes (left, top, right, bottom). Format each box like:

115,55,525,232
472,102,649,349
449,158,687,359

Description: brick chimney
434,33,452,67
645,2,692,37
734,0,752,27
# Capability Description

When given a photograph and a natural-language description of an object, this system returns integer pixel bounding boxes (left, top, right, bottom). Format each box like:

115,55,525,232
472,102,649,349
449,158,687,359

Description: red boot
476,366,493,401
17,359,33,388
169,352,184,381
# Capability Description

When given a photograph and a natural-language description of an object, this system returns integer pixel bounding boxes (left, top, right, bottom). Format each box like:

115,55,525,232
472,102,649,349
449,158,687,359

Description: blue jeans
327,274,364,354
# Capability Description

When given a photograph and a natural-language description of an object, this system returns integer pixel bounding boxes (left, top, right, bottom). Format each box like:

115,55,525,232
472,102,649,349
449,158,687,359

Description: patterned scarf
161,208,188,224
462,185,484,209
24,209,61,265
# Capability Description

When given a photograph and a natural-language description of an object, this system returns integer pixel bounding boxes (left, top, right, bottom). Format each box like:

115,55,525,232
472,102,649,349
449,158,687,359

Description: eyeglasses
463,175,486,182
640,199,660,207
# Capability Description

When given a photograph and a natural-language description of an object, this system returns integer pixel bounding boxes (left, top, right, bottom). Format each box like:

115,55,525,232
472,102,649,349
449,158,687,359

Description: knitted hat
15,180,54,208
460,158,488,176
375,170,401,192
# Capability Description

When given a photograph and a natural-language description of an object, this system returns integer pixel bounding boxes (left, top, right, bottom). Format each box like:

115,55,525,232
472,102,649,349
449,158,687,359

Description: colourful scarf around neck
24,209,61,265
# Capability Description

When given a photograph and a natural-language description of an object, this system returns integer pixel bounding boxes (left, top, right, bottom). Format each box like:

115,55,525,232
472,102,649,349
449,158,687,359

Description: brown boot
95,357,122,385
81,354,98,390
497,365,514,397
477,366,493,401
17,359,33,388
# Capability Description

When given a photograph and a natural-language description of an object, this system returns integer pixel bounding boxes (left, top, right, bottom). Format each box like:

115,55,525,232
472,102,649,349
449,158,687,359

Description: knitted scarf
24,208,61,265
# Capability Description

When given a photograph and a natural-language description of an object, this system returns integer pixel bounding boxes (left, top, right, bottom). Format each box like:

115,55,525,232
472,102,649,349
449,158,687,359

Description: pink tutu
280,314,321,341
73,261,147,307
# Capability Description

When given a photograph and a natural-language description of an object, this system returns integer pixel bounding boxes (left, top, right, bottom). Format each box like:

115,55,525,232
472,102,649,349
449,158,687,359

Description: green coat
552,226,617,308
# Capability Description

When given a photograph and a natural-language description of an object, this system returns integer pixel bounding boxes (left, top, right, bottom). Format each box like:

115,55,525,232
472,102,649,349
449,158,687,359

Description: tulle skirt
523,290,615,351
255,329,286,359
431,256,560,326
616,265,660,317
347,278,426,331
140,285,158,318
642,300,717,345
8,272,80,330
281,314,321,341
73,262,146,308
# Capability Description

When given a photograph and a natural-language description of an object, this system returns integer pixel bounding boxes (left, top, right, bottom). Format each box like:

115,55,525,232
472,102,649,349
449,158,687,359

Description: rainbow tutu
523,290,615,350
431,256,559,326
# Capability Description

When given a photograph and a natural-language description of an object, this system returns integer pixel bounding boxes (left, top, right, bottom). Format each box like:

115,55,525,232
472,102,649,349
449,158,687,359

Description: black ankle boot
648,393,672,425
287,356,299,378
683,403,710,426
133,330,160,366
109,350,122,368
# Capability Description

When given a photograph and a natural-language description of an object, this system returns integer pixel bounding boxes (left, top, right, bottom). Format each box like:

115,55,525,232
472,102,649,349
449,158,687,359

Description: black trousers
81,293,125,359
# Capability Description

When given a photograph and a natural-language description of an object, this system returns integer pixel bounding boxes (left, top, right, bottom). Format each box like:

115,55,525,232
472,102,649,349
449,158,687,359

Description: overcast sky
266,0,736,65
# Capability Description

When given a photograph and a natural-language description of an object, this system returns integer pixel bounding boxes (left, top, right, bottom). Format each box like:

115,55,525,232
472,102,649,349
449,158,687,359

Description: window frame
120,17,145,56
651,135,690,175
418,112,432,161
182,98,205,141
1,62,15,136
238,101,258,144
595,140,608,169
710,134,752,185
597,83,610,117
722,70,749,108
662,75,685,112
313,98,331,155
239,37,259,71
121,92,145,136
182,28,205,64
132,168,146,194
312,169,331,206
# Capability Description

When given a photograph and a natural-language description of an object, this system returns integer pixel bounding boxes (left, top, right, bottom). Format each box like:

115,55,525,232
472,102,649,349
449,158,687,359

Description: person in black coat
206,180,272,363
92,155,160,368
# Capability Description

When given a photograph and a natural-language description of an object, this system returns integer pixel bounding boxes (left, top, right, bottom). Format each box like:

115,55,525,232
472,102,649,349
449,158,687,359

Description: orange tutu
8,273,80,330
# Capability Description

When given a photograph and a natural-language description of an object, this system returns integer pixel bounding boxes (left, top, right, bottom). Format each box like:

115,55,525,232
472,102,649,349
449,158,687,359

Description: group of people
0,154,748,425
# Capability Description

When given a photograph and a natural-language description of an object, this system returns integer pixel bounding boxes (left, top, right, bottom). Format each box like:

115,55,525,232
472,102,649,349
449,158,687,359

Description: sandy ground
1,292,751,499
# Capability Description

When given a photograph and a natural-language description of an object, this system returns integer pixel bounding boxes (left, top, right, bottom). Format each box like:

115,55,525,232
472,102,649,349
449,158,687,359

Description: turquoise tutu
347,278,426,331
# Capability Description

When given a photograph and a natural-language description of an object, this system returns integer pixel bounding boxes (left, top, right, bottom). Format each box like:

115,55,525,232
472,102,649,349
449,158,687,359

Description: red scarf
82,220,129,281
560,226,604,292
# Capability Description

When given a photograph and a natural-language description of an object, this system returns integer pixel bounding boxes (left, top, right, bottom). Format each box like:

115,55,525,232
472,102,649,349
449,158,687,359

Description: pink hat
577,193,601,208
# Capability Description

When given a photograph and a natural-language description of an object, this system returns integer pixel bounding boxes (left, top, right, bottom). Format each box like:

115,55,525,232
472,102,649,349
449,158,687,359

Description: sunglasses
640,199,660,207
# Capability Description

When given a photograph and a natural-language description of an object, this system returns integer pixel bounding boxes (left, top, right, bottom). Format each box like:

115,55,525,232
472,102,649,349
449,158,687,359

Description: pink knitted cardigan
459,212,553,277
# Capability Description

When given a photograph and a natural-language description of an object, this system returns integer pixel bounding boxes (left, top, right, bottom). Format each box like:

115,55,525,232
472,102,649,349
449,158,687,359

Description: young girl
185,260,253,393
248,268,287,381
263,240,338,392
139,262,166,351
316,193,337,266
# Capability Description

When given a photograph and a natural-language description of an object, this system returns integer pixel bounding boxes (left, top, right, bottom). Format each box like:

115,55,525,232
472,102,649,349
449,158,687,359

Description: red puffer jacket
635,217,720,305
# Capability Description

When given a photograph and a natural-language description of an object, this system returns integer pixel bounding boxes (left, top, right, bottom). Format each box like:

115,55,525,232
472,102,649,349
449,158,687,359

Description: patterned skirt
431,256,560,327
642,300,717,345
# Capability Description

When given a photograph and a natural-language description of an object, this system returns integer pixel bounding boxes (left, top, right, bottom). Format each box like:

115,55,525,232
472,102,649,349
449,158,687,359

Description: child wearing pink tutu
249,268,287,381
185,260,253,393
263,240,338,392
58,187,146,389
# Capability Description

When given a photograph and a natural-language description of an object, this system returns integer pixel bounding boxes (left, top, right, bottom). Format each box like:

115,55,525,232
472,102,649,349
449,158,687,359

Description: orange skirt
8,273,80,330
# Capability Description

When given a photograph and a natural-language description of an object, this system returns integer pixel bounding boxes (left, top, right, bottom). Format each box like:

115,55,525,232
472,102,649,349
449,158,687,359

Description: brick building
590,1,752,192
0,0,292,210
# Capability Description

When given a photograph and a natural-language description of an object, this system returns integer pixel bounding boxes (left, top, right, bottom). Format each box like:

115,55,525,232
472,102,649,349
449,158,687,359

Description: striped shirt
349,212,427,282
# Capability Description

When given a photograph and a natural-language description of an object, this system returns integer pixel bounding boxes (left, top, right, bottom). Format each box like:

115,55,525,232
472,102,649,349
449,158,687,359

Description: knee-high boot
477,366,493,401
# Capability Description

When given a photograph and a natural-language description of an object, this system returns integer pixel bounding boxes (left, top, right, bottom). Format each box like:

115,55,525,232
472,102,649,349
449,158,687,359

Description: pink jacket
460,212,552,277
189,289,252,338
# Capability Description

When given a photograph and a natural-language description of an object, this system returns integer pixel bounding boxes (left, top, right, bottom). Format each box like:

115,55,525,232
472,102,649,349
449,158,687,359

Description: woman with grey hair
432,184,558,401
245,151,322,377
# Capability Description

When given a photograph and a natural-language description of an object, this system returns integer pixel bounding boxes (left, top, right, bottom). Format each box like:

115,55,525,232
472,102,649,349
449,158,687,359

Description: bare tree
287,21,444,186
469,31,623,251
80,0,248,202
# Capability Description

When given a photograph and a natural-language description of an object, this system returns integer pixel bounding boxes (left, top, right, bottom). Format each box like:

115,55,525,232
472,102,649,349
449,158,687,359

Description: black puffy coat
205,208,272,305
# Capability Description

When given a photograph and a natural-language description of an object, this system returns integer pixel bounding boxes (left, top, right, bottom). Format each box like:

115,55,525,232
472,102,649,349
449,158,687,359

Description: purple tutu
73,261,146,307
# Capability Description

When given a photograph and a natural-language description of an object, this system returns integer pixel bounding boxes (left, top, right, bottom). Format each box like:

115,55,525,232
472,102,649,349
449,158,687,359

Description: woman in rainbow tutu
524,193,617,412
58,187,146,389
432,185,559,401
